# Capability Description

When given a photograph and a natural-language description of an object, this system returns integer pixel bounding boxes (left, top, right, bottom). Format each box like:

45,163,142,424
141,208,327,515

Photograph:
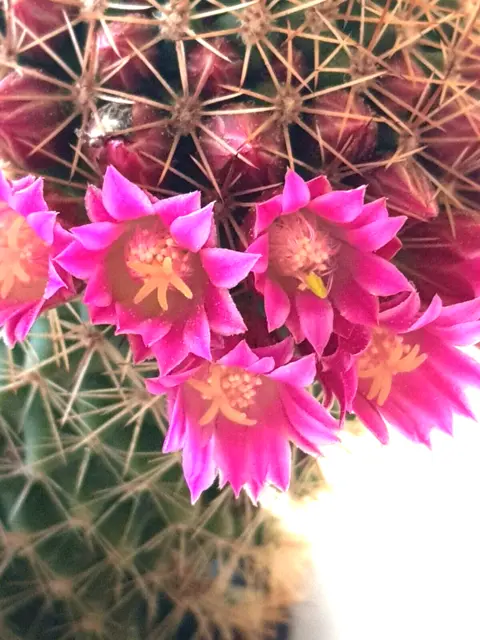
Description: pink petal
296,291,333,355
90,304,116,325
266,430,291,492
342,216,406,251
352,394,389,444
264,277,290,332
287,385,339,432
204,284,246,335
246,234,269,273
379,291,420,332
309,186,365,223
350,197,388,226
217,340,258,368
44,262,68,299
435,297,480,326
200,248,259,289
163,389,187,453
408,294,443,332
267,354,316,387
183,417,217,503
0,169,10,201
246,356,276,375
128,334,152,363
254,195,283,236
85,185,113,222
306,174,332,199
25,211,57,245
83,267,112,307
153,192,202,226
152,324,190,375
350,250,411,295
282,170,311,214
430,321,480,346
184,304,211,360
4,300,43,346
141,316,173,347
170,203,214,253
10,178,48,215
253,338,294,368
331,278,378,326
56,242,97,279
102,165,152,220
281,389,338,455
71,222,123,250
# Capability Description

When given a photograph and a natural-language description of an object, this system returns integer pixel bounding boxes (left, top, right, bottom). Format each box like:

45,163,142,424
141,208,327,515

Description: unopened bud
187,39,242,97
377,52,427,115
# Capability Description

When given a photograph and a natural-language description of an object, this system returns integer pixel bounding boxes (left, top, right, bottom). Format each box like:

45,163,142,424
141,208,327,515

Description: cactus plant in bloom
2,0,480,638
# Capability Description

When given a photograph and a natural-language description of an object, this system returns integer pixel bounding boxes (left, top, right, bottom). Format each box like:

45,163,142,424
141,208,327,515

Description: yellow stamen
303,271,328,298
127,257,193,311
357,329,427,407
188,365,259,427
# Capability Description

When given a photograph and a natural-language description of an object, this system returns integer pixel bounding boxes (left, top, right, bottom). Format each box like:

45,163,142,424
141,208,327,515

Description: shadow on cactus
2,0,480,638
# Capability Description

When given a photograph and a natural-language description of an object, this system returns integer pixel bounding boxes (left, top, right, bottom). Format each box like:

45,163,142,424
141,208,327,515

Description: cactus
2,0,480,638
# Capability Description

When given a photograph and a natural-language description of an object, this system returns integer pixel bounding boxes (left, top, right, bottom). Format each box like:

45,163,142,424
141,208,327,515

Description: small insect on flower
58,167,259,373
0,170,74,346
146,339,339,503
247,170,411,356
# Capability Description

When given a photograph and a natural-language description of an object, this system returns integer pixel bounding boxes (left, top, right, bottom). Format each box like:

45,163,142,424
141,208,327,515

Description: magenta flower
0,170,74,346
351,291,480,445
247,170,411,355
146,339,339,502
57,167,259,373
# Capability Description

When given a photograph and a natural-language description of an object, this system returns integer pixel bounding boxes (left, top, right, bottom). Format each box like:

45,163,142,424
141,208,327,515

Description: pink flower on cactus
57,167,258,373
146,339,339,502
247,170,411,355
0,170,74,346
352,291,480,445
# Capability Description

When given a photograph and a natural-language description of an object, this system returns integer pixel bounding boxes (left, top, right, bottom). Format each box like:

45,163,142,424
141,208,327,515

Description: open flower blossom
57,167,259,373
0,170,74,346
247,170,411,355
349,291,480,445
146,339,339,502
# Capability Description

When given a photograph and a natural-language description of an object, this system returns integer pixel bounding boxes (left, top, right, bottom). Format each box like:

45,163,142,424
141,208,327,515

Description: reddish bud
456,36,480,89
200,104,286,190
377,52,427,115
366,159,439,220
12,0,75,59
0,71,72,171
423,95,480,168
187,39,242,97
43,186,88,229
397,214,480,305
96,17,157,92
86,103,173,188
310,89,377,164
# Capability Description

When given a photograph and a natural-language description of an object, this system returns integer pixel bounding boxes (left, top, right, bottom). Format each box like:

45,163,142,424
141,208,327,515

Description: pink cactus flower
247,170,411,356
351,291,480,445
57,167,259,373
146,339,339,502
0,170,74,347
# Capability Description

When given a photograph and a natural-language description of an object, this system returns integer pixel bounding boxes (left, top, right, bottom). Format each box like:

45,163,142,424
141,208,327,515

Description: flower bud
187,38,242,97
366,159,438,220
0,70,72,171
96,17,157,92
12,0,75,60
200,104,286,189
85,102,173,188
309,89,377,164
377,52,427,115
423,95,480,168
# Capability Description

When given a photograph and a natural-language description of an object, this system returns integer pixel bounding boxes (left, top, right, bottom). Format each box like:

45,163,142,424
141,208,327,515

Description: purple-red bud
86,102,173,188
377,52,427,115
366,159,439,220
310,89,378,164
187,39,242,97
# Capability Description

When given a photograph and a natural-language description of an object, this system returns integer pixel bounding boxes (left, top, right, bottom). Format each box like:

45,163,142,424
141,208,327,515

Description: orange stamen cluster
269,212,338,298
0,205,48,301
357,328,427,406
188,365,263,427
126,224,193,311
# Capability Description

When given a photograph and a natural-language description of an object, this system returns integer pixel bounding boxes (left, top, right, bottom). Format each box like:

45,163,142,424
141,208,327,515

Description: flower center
0,204,48,301
357,328,427,406
188,364,263,427
125,223,193,312
268,212,338,298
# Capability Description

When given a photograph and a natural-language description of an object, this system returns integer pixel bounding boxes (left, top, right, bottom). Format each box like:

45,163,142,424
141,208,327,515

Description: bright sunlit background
265,351,480,640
